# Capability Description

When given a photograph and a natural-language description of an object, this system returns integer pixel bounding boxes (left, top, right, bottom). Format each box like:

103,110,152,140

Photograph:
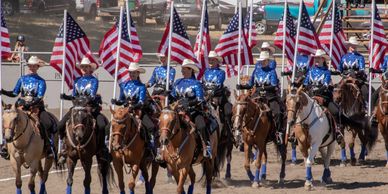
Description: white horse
285,87,336,190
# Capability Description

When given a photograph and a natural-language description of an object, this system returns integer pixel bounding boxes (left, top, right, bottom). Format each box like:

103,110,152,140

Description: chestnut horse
334,77,378,165
232,88,287,187
375,77,388,167
286,86,336,190
158,102,221,194
110,106,159,194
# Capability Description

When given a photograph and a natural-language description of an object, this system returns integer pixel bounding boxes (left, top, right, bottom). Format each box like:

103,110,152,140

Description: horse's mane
340,82,364,114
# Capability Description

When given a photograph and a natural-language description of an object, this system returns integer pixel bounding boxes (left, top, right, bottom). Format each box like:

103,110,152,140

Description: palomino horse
232,88,287,187
158,102,222,194
3,104,56,194
63,97,111,194
110,106,159,194
334,77,378,165
375,76,388,167
286,86,336,190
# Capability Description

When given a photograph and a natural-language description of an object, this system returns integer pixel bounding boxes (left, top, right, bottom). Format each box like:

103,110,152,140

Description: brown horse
110,106,159,194
232,88,287,187
3,104,57,194
158,102,220,194
334,77,378,166
63,97,111,194
375,77,388,167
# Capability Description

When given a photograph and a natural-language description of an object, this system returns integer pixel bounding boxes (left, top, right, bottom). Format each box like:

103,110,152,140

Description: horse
63,97,111,194
286,86,336,190
232,88,287,187
334,77,378,166
110,105,159,194
375,76,388,167
2,103,57,194
204,86,234,180
158,101,221,194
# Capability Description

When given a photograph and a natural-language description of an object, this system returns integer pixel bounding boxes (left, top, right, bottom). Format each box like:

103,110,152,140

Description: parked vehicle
75,0,116,18
1,0,20,16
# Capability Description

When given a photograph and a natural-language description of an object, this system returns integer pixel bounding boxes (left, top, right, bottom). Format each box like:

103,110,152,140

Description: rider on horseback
1,56,56,159
338,36,368,102
58,57,110,164
168,59,213,159
282,52,311,87
260,42,277,70
236,51,285,144
111,62,159,160
202,51,232,126
146,53,176,95
303,49,343,144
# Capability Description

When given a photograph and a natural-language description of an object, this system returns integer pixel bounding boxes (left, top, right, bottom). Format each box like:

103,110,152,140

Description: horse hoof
136,180,144,186
278,178,285,186
260,179,268,187
357,159,366,165
304,181,313,191
339,161,346,167
167,177,174,184
350,158,357,166
252,182,260,188
291,161,297,166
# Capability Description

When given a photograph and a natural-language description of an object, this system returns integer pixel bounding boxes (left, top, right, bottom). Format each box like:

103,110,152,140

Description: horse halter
111,112,139,151
66,106,95,150
3,109,30,142
159,109,179,140
379,86,388,115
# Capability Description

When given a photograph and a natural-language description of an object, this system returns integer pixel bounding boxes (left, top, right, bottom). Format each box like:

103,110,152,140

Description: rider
202,51,232,125
58,57,110,163
236,51,285,144
303,49,343,143
1,56,55,159
146,53,176,95
281,52,311,87
260,42,277,70
111,62,158,159
338,36,368,102
169,59,212,158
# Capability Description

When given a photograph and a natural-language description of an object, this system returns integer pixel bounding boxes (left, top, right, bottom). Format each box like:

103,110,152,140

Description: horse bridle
3,109,31,142
287,93,318,127
379,86,388,115
111,113,140,151
66,106,95,150
160,109,179,140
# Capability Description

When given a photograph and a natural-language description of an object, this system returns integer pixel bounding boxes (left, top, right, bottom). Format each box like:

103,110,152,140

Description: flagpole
368,0,375,117
165,1,174,107
196,0,206,66
245,0,253,75
237,0,242,90
58,10,67,154
126,0,131,43
108,6,124,152
280,0,287,98
0,0,3,145
291,0,303,84
328,0,335,70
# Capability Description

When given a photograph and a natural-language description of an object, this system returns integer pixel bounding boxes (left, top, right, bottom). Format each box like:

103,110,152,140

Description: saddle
312,96,337,146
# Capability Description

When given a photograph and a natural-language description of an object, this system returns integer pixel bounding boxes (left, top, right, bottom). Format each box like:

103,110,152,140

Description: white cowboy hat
345,36,360,46
27,56,44,67
260,42,275,53
128,62,145,74
208,51,222,61
311,49,330,60
76,57,97,70
181,59,199,73
256,51,271,61
157,53,166,58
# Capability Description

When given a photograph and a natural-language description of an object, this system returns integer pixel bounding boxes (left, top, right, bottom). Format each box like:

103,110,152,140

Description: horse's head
286,85,306,126
68,106,95,142
110,106,131,151
333,83,342,103
2,104,19,143
337,77,364,114
232,89,251,144
158,105,179,146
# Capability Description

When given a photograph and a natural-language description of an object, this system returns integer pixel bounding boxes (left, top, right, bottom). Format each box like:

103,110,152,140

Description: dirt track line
0,164,98,182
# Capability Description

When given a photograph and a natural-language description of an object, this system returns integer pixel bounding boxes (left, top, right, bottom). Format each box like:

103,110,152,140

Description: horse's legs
304,144,319,190
150,162,159,192
278,142,287,185
340,140,347,167
140,164,151,194
128,164,140,194
322,143,335,184
97,157,110,194
28,161,39,194
252,148,262,188
244,143,254,181
225,154,232,179
187,167,195,194
177,167,189,194
349,130,357,165
39,157,53,194
112,156,125,194
66,158,77,194
11,157,23,194
205,161,213,194
291,142,297,165
260,149,268,181
81,158,93,194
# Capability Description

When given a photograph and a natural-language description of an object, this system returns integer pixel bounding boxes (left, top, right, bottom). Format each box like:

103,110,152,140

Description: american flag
0,7,11,59
99,9,142,84
194,1,210,79
244,11,258,47
50,13,97,89
215,12,253,78
158,8,197,65
319,3,346,70
274,4,296,69
297,1,320,55
371,5,388,71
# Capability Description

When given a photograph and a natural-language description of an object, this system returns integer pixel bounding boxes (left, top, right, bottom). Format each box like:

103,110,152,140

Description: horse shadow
327,181,388,190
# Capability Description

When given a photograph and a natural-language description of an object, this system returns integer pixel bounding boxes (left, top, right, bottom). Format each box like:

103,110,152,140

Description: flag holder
165,1,174,108
280,0,288,98
237,0,242,95
196,0,206,73
291,0,304,84
245,0,253,76
328,0,335,70
0,0,3,145
368,0,376,117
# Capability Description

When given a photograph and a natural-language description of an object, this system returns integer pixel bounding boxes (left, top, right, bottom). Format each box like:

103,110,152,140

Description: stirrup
203,145,212,159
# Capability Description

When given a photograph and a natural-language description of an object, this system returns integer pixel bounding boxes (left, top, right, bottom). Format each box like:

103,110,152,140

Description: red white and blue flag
99,9,142,84
0,6,11,59
244,11,258,47
49,13,97,89
371,5,388,71
297,1,320,55
194,1,211,79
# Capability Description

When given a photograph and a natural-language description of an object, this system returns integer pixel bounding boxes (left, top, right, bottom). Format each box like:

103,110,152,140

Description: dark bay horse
110,106,159,194
158,102,222,194
63,97,111,194
375,77,388,167
232,88,287,187
334,77,378,165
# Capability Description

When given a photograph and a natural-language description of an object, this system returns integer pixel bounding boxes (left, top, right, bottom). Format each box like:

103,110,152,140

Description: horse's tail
97,159,116,189
213,123,232,176
366,119,379,151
